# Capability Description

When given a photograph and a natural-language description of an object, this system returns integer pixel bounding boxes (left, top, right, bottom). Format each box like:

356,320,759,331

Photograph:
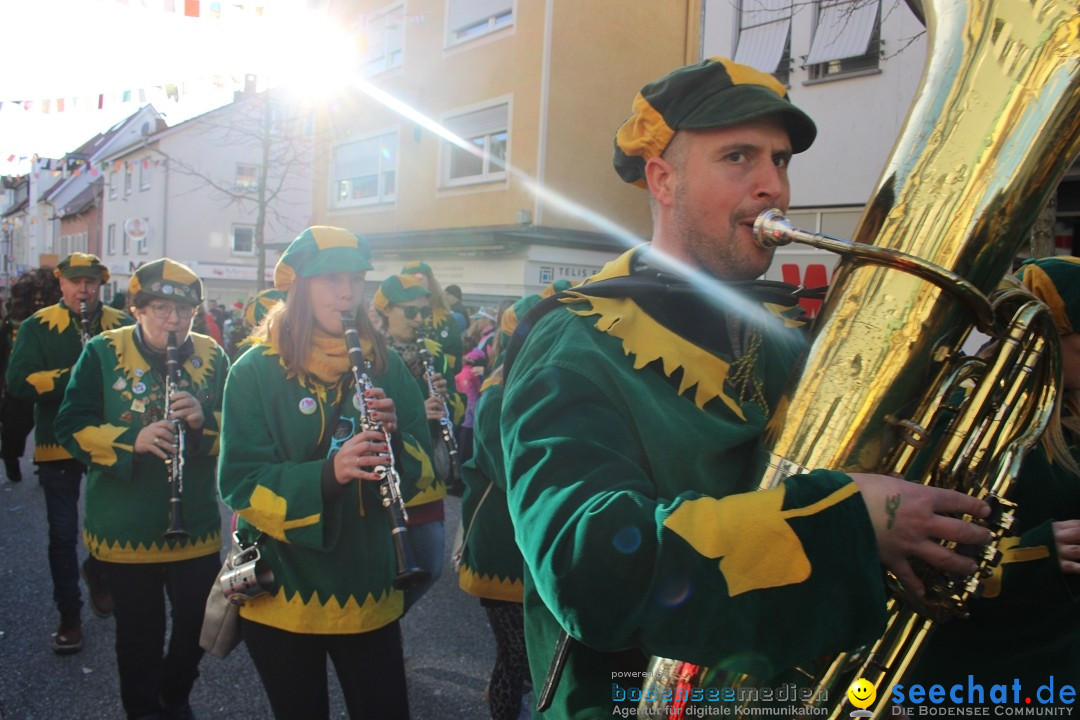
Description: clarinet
163,331,188,540
416,335,462,485
79,300,91,347
341,314,430,590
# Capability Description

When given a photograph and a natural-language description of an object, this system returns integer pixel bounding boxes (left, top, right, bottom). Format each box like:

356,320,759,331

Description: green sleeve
503,363,886,676
189,347,230,459
218,354,343,550
5,317,72,404
382,351,435,504
55,338,141,480
472,385,505,491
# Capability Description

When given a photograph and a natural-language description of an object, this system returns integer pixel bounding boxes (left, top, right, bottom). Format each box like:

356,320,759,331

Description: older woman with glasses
56,258,229,720
373,274,465,610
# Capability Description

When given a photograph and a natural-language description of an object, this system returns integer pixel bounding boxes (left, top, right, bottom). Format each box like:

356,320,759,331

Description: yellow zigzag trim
568,294,744,418
664,483,859,596
36,304,72,333
240,585,402,635
239,485,320,542
26,368,67,395
72,424,132,466
458,564,524,602
35,443,74,462
108,327,151,383
85,528,221,563
403,438,436,498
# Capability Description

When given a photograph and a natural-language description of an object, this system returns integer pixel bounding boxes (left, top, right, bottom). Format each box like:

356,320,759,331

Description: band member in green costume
501,58,994,717
6,252,131,654
218,227,432,720
57,258,227,719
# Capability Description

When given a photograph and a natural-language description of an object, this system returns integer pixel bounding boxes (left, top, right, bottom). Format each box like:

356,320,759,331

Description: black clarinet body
416,336,462,485
341,314,429,590
79,300,91,347
163,331,188,540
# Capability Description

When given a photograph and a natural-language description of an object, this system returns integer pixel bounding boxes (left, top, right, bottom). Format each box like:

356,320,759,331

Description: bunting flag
184,0,199,17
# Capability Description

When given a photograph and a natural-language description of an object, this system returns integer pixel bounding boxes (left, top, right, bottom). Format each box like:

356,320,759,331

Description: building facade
311,0,704,302
99,91,314,306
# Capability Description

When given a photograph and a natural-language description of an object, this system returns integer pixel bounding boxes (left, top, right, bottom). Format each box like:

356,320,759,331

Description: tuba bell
641,0,1080,715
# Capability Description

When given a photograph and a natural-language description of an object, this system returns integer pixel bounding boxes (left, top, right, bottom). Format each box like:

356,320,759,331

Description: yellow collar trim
565,246,746,418
568,295,745,419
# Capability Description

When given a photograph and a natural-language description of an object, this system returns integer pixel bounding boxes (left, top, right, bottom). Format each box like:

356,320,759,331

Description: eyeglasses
397,305,432,320
147,302,196,320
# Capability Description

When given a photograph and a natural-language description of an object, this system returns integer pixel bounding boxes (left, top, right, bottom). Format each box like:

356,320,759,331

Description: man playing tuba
501,57,993,718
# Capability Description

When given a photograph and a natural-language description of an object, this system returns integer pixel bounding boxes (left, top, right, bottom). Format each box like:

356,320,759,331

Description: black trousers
100,553,221,719
241,617,410,720
0,394,33,463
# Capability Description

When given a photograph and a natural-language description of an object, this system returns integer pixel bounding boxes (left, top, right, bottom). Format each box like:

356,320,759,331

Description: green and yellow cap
1017,256,1080,335
274,226,373,292
55,252,109,282
244,288,287,327
401,260,433,279
613,57,816,186
373,274,430,313
129,258,202,306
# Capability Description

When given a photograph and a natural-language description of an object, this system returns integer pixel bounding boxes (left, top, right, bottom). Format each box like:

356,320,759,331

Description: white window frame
231,224,256,256
330,130,399,209
107,224,116,254
360,3,406,77
445,0,513,47
734,0,792,85
108,172,118,200
806,0,881,80
139,159,151,191
122,227,130,255
236,163,259,192
124,163,133,195
439,99,509,189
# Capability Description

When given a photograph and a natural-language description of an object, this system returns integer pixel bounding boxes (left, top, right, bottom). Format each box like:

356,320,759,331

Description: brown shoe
82,558,113,618
51,613,83,655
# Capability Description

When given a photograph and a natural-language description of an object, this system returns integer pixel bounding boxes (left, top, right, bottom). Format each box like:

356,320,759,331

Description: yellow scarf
265,314,351,385
304,328,351,384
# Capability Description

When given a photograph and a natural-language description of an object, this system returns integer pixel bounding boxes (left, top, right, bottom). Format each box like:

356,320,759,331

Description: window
108,172,117,200
236,164,259,192
232,225,255,254
139,159,151,190
806,0,881,80
107,224,116,254
122,228,130,255
734,0,792,86
441,102,508,187
447,0,513,46
124,163,133,195
331,132,398,208
360,4,405,77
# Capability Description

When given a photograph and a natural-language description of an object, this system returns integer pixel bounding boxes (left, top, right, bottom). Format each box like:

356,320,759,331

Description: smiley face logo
847,678,876,710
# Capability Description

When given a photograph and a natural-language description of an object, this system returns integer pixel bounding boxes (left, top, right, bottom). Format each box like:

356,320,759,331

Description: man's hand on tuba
850,473,992,596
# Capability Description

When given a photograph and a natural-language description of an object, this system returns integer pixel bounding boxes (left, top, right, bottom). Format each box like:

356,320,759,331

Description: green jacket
502,247,887,717
218,341,435,634
428,307,464,375
6,300,132,461
408,336,465,505
909,444,1080,691
55,327,227,563
458,382,523,602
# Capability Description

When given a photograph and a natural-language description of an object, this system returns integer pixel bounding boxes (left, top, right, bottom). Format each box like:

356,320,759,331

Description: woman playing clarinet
218,227,433,720
55,258,228,720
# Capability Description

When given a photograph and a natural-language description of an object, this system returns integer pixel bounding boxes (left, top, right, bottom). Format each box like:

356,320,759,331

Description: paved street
0,453,508,719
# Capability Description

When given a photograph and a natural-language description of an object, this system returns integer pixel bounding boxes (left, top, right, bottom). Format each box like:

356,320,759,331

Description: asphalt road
0,453,513,719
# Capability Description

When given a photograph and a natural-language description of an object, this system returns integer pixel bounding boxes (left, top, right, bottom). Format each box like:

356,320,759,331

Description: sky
0,0,360,176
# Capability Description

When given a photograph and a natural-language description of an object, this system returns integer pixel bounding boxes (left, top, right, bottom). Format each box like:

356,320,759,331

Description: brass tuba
641,0,1080,715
